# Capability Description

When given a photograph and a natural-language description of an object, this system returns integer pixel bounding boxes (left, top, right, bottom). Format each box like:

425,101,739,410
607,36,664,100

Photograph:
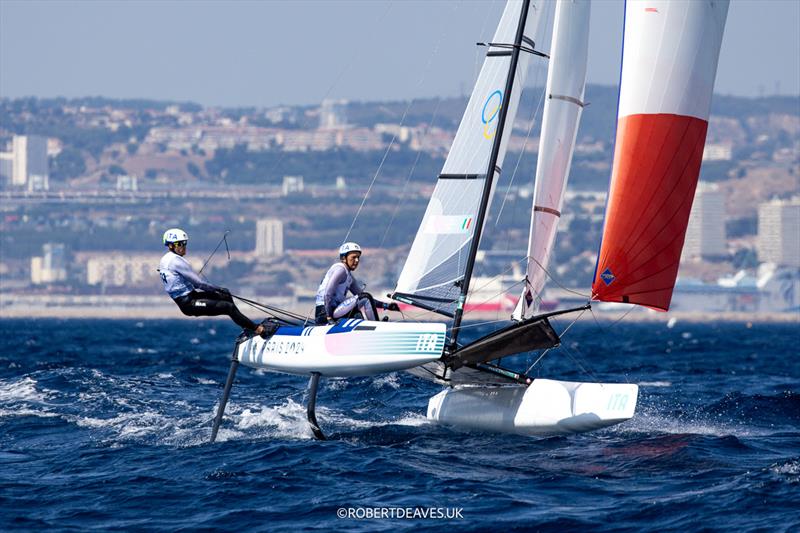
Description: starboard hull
427,378,638,435
237,319,447,377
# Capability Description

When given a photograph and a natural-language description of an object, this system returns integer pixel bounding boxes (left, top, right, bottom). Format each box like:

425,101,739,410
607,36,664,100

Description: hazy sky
1,0,798,108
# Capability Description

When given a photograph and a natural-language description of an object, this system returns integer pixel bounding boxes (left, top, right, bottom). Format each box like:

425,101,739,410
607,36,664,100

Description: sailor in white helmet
158,228,265,336
314,242,379,325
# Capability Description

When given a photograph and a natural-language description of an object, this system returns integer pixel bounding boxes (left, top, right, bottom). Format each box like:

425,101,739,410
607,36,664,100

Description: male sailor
158,228,265,336
314,242,380,325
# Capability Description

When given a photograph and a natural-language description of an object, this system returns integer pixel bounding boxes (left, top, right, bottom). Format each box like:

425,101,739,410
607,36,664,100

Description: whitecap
325,378,350,391
638,381,672,387
618,410,756,438
203,426,245,444
371,373,401,390
771,459,800,480
234,399,315,440
0,407,59,419
323,408,427,431
390,412,429,427
0,377,51,403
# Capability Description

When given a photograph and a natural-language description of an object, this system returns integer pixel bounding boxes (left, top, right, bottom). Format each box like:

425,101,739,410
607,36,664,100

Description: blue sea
1,318,798,531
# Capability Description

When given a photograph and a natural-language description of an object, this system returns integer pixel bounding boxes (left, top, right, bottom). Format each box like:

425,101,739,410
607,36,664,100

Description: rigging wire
581,305,639,385
401,258,527,331
231,293,309,326
558,338,602,384
455,317,515,330
344,2,458,243
527,304,637,385
265,2,394,183
493,72,548,225
460,277,525,321
591,304,635,329
395,257,526,326
524,307,586,374
199,230,231,275
528,255,592,299
458,255,533,324
343,129,401,242
493,0,554,226
377,97,443,249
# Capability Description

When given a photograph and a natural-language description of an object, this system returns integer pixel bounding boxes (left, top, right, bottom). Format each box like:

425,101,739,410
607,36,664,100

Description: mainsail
513,0,590,320
592,0,729,311
392,0,548,317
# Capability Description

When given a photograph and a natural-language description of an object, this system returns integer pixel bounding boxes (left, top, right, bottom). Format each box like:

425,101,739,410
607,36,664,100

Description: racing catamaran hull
236,319,446,377
427,379,638,435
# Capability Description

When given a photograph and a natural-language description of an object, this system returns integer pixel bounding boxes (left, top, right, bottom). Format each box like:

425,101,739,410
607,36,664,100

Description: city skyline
1,0,799,108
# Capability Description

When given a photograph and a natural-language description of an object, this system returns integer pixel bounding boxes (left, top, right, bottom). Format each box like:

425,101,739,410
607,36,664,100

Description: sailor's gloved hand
217,287,231,297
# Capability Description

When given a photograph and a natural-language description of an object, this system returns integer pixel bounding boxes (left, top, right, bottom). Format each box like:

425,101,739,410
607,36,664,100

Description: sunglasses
173,241,187,247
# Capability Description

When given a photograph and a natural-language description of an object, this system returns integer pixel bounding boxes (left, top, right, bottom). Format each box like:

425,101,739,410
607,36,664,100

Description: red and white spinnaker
592,0,730,311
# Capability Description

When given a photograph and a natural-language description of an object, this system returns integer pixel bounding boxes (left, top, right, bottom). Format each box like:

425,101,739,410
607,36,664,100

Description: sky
1,0,798,108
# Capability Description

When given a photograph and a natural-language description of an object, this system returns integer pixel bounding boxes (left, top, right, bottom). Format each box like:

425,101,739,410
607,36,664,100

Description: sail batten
592,0,729,311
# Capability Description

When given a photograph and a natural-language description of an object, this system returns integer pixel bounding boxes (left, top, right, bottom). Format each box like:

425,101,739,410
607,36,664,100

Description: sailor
158,228,265,335
314,242,379,325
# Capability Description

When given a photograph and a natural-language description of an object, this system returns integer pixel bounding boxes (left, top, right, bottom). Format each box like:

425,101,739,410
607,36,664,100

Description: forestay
393,0,548,317
592,0,729,311
513,0,590,320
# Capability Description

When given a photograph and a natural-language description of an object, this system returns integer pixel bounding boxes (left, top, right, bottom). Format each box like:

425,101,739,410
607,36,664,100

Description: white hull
237,319,446,377
427,379,638,435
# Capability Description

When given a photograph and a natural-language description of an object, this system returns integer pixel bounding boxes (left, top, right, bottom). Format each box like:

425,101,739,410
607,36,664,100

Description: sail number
607,394,629,412
416,334,439,353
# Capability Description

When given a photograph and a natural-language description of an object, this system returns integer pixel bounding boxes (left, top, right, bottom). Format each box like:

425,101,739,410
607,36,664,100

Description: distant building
264,106,296,124
671,263,800,314
319,99,348,129
31,243,67,284
27,174,49,192
255,219,284,258
116,174,139,192
375,123,411,143
683,182,726,261
282,175,304,196
671,276,759,313
0,153,13,186
13,135,49,188
702,143,733,161
86,254,167,287
757,197,800,267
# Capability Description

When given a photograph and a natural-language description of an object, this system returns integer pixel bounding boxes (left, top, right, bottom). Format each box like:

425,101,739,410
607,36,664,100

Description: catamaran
210,0,729,441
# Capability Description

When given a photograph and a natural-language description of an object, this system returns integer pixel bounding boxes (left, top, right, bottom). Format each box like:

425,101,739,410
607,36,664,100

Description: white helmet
339,242,362,257
163,228,188,246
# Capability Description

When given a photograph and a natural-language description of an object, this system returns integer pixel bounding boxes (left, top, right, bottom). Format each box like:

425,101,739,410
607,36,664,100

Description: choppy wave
0,319,798,531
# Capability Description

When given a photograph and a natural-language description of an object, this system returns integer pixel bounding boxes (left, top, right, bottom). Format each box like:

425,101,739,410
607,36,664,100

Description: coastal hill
0,86,797,317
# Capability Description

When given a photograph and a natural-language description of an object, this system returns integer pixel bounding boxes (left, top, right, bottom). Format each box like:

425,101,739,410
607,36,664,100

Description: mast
449,0,532,349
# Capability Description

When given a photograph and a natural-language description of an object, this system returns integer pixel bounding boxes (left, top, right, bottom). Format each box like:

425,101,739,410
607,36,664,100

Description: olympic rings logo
481,90,503,140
